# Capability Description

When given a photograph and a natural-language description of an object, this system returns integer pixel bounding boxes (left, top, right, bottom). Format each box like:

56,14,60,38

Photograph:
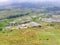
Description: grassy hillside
0,23,60,45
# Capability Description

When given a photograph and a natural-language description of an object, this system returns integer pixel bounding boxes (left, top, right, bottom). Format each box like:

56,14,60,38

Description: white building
41,18,60,22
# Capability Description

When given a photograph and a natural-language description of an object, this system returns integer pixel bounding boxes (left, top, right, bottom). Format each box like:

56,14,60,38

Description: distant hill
0,2,60,15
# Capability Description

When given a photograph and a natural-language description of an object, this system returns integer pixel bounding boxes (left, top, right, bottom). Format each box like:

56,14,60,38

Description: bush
47,23,54,26
0,28,3,31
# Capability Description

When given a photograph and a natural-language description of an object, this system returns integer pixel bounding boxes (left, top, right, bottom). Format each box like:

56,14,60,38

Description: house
25,22,41,27
15,22,41,29
41,18,60,22
5,26,12,30
9,21,16,26
5,22,42,29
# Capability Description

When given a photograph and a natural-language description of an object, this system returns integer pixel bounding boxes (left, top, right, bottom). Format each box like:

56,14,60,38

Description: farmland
0,24,60,45
0,13,60,45
0,2,60,45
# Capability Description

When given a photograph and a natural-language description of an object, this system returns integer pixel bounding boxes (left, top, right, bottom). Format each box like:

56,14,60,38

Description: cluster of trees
6,13,30,19
41,14,52,18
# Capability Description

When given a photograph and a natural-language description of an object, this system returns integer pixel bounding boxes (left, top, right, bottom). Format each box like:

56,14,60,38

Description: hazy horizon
0,0,59,5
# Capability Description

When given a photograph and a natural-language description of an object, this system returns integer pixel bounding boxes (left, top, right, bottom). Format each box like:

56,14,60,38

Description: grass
0,25,60,45
0,6,60,45
0,15,60,45
0,11,60,45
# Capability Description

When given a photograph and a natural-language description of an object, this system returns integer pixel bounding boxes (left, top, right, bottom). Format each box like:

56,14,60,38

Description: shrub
0,28,3,31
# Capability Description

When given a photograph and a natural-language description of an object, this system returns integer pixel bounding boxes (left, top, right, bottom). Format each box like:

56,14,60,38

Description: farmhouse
16,22,41,29
5,22,41,29
41,18,60,22
25,22,41,27
9,21,16,26
5,26,12,30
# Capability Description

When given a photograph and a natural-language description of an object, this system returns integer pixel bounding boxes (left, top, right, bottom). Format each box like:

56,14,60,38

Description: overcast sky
0,0,59,5
0,0,59,3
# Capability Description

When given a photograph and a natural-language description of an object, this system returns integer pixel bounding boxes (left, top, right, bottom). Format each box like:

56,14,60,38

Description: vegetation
0,24,60,45
0,4,60,45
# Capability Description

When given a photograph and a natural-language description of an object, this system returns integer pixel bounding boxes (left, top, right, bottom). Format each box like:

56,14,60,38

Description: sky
0,0,59,3
0,0,59,5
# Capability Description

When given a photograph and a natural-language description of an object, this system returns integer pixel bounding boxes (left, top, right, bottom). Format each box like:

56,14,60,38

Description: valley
0,2,60,45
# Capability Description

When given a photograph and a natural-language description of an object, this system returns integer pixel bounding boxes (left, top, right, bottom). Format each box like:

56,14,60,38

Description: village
5,21,41,30
40,18,60,22
4,15,60,30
